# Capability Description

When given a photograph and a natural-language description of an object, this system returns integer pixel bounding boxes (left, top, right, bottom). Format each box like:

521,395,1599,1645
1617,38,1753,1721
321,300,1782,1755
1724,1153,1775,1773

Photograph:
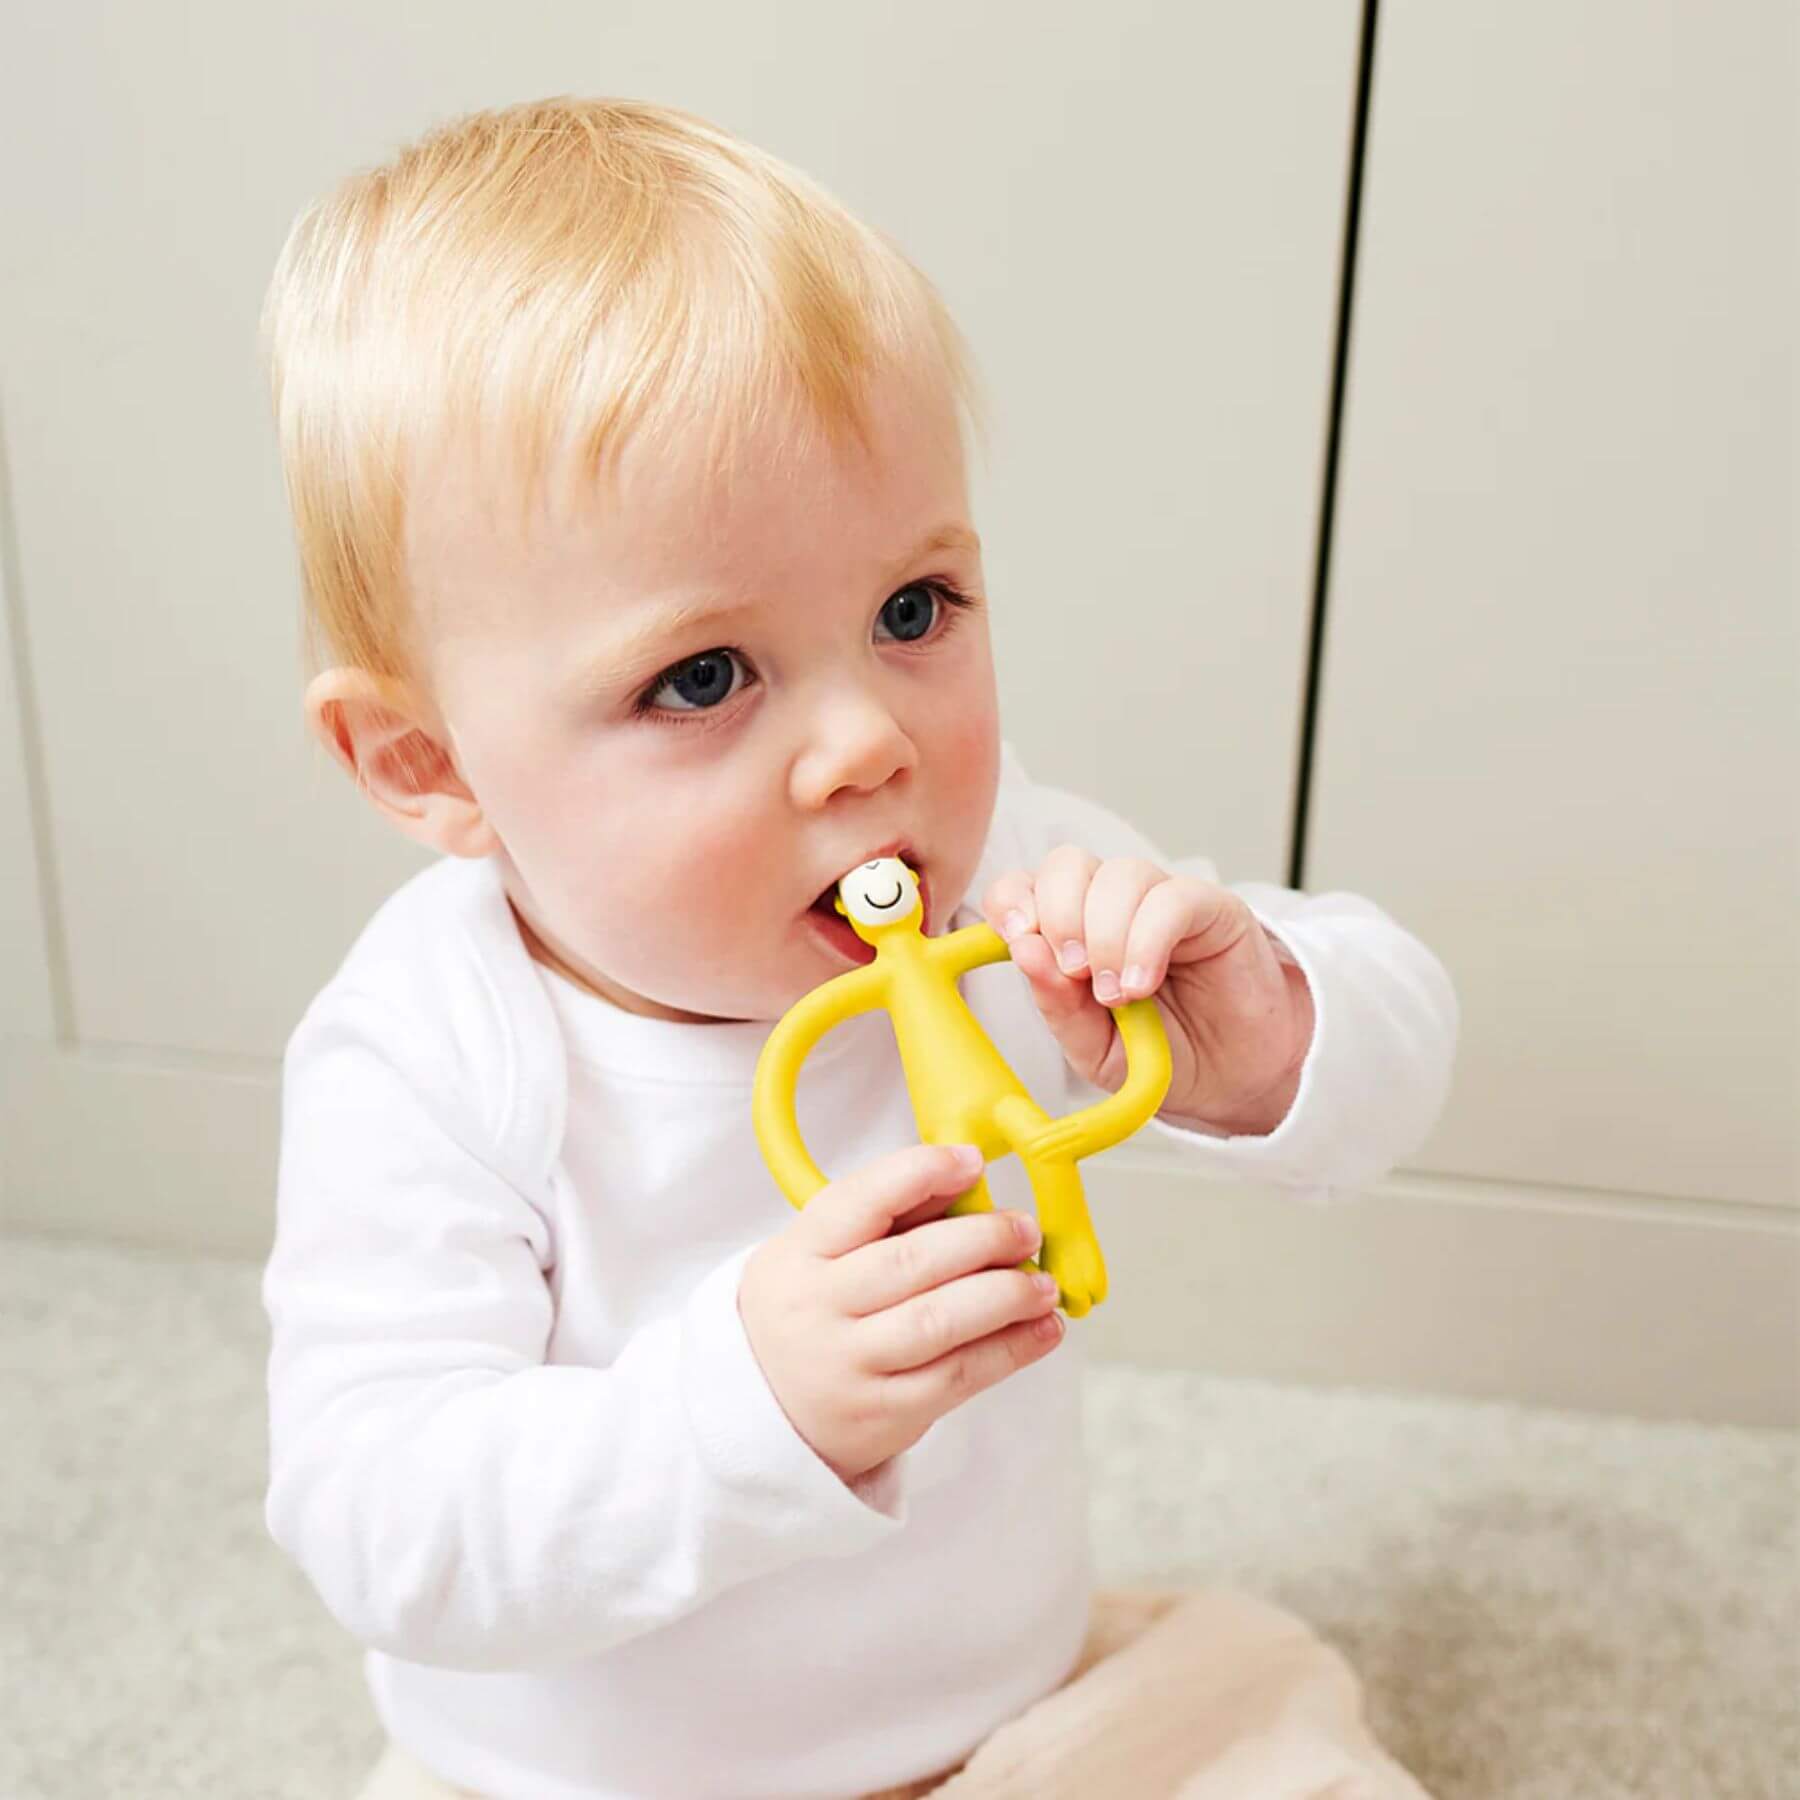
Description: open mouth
804,849,929,966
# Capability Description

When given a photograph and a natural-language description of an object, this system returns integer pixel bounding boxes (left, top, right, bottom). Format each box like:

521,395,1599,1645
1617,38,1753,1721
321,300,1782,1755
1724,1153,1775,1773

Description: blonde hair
260,95,988,682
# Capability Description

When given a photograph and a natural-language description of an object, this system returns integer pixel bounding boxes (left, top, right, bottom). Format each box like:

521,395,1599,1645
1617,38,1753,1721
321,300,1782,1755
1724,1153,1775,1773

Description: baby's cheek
935,703,1000,813
932,703,1001,910
504,766,656,936
662,811,767,930
946,706,998,771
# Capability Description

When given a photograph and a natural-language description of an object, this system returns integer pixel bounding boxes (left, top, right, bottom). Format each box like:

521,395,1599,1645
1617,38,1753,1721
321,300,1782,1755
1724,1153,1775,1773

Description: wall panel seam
1289,0,1382,891
0,401,77,1045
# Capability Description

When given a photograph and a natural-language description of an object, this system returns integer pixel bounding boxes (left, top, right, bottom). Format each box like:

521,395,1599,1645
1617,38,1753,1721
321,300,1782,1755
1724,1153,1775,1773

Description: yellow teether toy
752,856,1173,1315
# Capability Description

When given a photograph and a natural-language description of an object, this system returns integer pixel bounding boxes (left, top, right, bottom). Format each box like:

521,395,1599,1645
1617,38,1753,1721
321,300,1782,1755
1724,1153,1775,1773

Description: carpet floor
2,1234,1793,1799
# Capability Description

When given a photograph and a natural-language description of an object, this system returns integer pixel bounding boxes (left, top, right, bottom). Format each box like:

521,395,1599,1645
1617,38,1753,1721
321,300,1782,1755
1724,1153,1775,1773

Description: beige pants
359,1586,1431,1800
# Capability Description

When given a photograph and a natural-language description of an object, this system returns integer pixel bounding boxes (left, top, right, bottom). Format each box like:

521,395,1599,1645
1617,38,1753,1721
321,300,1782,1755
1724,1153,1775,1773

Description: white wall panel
1309,0,1797,1209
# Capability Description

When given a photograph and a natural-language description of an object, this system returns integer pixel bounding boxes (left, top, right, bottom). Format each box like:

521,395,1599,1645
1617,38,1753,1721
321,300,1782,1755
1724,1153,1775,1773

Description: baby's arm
264,991,905,1672
999,752,1458,1200
1139,876,1460,1198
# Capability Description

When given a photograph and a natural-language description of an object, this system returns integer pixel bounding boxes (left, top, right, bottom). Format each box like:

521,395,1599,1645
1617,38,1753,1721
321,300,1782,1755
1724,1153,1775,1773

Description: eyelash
630,578,979,726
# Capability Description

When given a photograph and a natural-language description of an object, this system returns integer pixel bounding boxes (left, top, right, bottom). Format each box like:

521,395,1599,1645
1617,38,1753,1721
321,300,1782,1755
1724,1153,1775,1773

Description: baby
260,96,1458,1800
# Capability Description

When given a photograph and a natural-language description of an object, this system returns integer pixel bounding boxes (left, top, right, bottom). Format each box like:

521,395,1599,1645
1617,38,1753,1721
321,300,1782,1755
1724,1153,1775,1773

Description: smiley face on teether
836,857,922,929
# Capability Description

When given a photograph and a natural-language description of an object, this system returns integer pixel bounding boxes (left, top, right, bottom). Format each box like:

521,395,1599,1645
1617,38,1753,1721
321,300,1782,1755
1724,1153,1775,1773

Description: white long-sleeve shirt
263,739,1458,1800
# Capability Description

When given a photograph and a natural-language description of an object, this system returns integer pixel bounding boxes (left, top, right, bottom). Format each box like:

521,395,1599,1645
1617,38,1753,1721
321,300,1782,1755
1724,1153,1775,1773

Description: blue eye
877,582,939,643
651,649,745,714
632,577,977,724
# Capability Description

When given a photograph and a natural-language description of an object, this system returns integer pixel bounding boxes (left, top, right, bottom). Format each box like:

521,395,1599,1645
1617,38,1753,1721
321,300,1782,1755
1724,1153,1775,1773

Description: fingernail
1015,1212,1042,1251
1093,970,1120,1003
1032,1273,1059,1296
1058,940,1087,974
952,1144,983,1173
1121,964,1147,996
1003,910,1031,942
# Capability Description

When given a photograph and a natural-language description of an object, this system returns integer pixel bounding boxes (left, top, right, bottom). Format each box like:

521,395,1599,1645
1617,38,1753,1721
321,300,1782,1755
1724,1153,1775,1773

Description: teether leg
987,1093,1107,1312
942,1167,1046,1276
945,1171,995,1216
1020,1153,1108,1316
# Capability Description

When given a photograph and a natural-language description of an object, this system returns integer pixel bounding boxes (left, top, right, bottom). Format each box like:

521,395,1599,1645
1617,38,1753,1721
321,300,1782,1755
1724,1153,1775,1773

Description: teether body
752,858,1172,1315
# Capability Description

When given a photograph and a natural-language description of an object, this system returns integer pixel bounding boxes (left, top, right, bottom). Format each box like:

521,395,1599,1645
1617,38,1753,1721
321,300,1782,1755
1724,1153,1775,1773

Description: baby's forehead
405,384,968,628
401,432,751,631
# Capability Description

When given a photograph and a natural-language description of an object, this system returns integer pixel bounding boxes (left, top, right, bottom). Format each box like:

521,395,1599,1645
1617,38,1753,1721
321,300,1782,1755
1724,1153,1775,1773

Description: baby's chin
567,946,838,1027
693,925,887,1024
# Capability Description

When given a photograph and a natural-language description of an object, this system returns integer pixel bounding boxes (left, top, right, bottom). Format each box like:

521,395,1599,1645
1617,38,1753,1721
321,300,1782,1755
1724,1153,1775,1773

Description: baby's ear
303,667,498,859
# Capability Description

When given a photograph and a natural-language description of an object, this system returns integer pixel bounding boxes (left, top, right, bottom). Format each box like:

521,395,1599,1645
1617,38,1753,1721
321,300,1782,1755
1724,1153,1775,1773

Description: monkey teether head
835,857,923,942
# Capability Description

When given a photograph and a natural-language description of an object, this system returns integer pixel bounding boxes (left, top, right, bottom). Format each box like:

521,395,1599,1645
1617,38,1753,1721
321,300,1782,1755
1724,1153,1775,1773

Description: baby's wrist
1168,1065,1301,1137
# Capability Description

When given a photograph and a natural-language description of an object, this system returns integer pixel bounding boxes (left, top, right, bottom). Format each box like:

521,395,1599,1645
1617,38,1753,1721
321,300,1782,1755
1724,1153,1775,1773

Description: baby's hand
738,1144,1063,1485
984,848,1314,1135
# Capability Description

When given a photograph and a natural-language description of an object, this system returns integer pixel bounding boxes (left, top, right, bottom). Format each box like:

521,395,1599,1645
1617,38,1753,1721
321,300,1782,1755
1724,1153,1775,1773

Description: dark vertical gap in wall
1289,0,1380,891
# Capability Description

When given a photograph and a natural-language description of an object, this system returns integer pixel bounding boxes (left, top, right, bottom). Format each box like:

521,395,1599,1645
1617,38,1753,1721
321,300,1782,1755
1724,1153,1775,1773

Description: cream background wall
1313,0,1796,1211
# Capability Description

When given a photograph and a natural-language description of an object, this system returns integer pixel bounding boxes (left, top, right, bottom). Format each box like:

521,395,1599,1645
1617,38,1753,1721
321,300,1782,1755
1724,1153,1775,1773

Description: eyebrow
573,522,982,696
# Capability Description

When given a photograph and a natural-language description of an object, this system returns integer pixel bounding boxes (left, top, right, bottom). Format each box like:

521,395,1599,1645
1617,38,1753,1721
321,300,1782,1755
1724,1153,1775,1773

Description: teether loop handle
752,968,882,1208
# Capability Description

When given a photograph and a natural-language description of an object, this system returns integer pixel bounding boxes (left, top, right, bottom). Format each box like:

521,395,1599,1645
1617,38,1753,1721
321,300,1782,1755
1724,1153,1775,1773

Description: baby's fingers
984,856,1124,1083
878,1310,1058,1418
1079,859,1171,1004
838,1207,1044,1316
1030,845,1104,975
806,1143,985,1257
861,1266,1062,1374
982,871,1040,945
1008,931,1119,1081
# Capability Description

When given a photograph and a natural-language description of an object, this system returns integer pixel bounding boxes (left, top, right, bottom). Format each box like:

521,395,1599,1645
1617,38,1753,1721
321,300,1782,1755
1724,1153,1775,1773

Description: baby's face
404,366,1000,1023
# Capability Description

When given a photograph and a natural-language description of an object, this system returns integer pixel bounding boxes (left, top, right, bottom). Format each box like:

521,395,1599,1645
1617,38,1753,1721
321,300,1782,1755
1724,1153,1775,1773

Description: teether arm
1031,998,1174,1163
925,920,1012,980
752,968,884,1208
925,920,1171,1162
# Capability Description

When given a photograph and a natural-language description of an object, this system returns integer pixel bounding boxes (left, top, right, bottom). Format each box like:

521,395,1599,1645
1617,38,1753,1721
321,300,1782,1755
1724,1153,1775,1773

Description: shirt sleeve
1004,757,1460,1203
1128,879,1460,1202
263,989,908,1673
